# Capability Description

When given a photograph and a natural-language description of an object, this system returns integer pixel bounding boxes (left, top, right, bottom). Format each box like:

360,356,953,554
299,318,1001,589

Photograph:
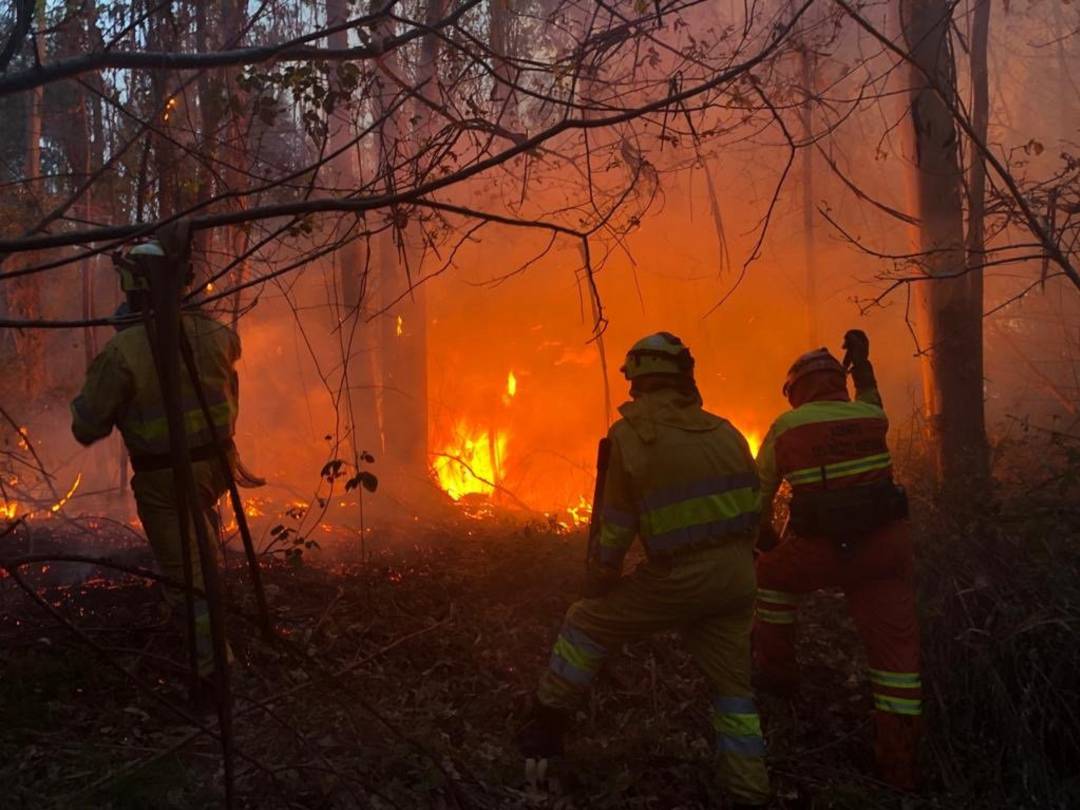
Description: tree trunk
799,43,819,346
9,1,46,399
221,0,250,329
328,0,380,460
790,0,819,346
375,0,440,476
488,0,517,130
899,0,988,489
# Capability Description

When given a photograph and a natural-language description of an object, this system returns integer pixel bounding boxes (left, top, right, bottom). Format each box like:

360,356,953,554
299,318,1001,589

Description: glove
841,329,870,371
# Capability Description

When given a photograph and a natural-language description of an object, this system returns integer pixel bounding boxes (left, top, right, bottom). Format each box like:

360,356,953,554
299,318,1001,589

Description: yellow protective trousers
537,540,771,806
131,457,229,676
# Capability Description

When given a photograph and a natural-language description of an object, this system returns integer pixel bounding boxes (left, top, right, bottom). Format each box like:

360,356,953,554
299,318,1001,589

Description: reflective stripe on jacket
590,388,759,574
757,387,891,508
71,313,240,456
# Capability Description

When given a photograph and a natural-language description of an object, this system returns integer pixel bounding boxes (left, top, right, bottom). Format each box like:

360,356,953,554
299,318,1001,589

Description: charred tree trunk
899,0,988,490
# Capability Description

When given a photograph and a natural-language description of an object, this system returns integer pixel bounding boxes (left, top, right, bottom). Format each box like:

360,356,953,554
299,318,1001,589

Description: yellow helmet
620,332,694,380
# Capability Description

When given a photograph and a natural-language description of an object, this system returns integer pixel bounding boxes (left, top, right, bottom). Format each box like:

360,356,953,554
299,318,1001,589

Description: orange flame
50,473,83,513
566,495,591,527
432,422,507,501
396,315,404,337
506,370,517,398
0,501,17,521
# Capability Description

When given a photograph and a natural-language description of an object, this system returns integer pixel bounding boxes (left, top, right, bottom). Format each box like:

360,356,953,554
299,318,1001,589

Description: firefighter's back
108,312,240,458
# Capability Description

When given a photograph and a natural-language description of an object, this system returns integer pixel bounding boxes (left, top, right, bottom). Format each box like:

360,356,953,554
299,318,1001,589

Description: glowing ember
163,97,178,122
396,315,404,337
49,473,82,513
432,422,507,501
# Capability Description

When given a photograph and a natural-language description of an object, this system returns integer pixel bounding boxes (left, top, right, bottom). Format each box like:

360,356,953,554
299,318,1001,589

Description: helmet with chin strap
112,238,194,293
782,347,845,399
620,332,695,380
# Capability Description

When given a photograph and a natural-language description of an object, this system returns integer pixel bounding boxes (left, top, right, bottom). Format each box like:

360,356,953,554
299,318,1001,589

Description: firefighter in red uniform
753,330,921,790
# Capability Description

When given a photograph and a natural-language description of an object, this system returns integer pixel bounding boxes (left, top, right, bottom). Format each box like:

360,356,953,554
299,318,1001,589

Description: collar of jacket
617,388,723,444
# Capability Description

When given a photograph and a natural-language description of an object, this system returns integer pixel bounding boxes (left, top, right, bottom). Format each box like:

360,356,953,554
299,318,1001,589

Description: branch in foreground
0,0,482,98
0,1,813,258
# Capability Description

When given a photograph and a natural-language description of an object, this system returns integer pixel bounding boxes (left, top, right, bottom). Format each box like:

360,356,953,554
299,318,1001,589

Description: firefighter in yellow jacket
518,333,771,808
70,241,240,679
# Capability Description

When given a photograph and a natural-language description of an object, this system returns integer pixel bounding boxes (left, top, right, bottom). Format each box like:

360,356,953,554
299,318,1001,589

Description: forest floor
1,486,1078,809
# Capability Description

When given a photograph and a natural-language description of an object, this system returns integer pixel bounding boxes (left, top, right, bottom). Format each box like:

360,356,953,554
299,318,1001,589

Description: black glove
842,329,877,392
841,329,870,371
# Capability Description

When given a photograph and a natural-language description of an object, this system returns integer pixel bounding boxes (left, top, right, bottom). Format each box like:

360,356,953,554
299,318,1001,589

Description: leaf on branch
321,459,345,481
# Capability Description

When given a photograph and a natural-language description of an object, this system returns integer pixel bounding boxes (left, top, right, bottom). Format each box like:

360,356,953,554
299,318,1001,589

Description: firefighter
70,241,240,683
518,333,772,808
753,331,921,790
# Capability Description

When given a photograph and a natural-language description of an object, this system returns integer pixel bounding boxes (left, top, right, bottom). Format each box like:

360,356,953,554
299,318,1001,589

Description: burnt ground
0,507,1075,810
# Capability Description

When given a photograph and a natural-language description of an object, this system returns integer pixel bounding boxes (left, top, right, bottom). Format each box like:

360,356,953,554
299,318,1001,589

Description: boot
515,700,568,793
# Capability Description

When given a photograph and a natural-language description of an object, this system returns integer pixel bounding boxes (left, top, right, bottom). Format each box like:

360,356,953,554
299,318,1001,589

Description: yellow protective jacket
71,313,240,457
590,388,760,575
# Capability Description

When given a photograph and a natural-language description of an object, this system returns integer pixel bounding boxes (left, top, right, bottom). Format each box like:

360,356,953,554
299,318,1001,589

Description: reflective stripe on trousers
870,668,923,716
712,695,766,757
756,587,799,625
548,623,607,686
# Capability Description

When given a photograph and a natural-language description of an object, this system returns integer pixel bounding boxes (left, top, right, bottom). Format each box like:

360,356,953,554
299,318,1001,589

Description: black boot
516,701,569,793
515,700,568,759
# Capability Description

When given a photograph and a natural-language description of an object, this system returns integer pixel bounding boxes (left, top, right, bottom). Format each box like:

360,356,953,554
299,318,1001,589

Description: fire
49,473,82,513
163,97,178,122
566,495,591,527
432,422,507,501
396,315,404,337
744,430,763,458
1,501,17,521
506,371,517,398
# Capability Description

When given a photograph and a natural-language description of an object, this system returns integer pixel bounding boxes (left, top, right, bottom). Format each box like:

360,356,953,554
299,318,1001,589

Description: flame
396,315,404,337
432,422,507,501
49,473,82,513
0,501,17,520
566,495,591,527
163,97,178,122
744,431,762,458
506,371,517,398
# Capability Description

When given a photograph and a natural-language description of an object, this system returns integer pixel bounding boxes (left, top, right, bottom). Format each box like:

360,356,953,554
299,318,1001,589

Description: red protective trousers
753,520,922,790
